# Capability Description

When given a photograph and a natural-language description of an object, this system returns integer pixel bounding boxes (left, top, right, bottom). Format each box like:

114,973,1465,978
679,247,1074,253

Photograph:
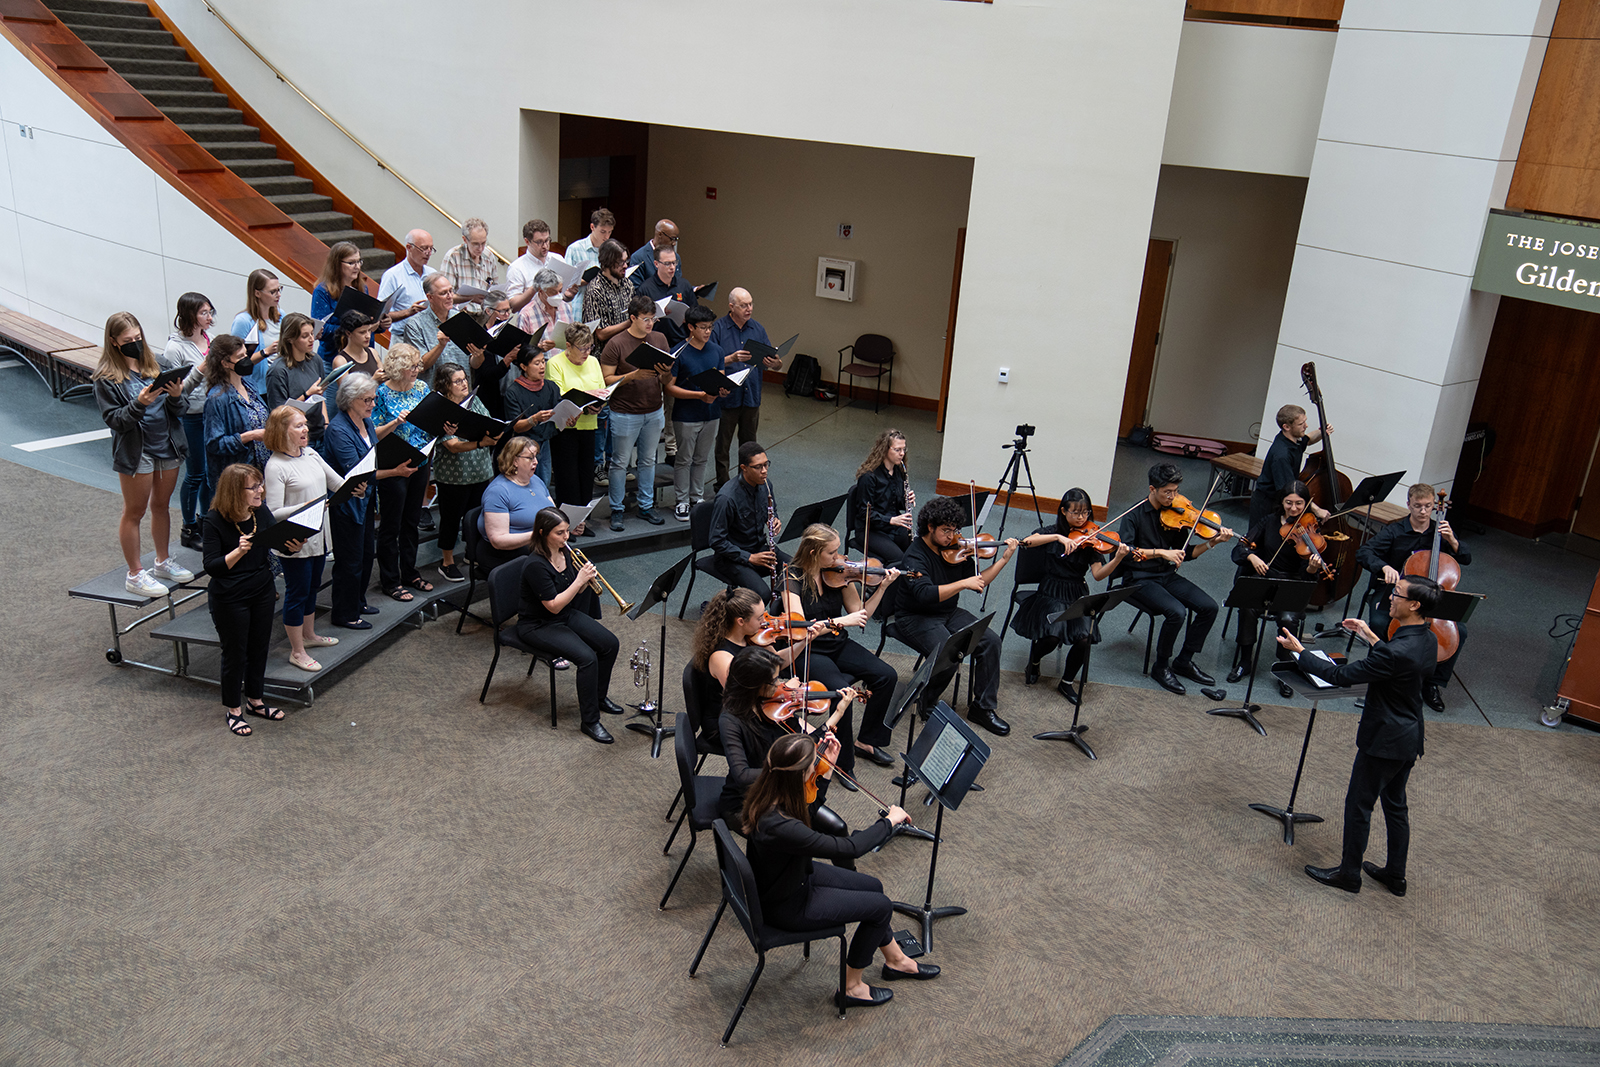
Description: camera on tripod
1004,424,1035,452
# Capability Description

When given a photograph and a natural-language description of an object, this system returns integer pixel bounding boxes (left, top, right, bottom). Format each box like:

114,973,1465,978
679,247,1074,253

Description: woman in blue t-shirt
477,435,554,573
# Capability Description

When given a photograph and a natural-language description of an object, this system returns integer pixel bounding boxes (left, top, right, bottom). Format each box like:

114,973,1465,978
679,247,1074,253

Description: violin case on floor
1149,432,1229,459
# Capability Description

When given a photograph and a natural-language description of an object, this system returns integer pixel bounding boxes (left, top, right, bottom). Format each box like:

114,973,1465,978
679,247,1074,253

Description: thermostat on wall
817,257,856,302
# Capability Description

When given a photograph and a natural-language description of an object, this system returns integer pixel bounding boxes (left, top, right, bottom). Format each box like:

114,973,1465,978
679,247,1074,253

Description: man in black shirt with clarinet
1355,482,1469,712
709,440,786,598
1277,574,1441,895
1250,404,1331,531
896,497,1019,736
1119,462,1235,696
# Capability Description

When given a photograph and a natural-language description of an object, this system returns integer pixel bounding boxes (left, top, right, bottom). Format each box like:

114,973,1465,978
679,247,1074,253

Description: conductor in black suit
1276,574,1442,897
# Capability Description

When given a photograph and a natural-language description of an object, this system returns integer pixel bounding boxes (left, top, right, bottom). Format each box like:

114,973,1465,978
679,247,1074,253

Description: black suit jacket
1297,623,1434,761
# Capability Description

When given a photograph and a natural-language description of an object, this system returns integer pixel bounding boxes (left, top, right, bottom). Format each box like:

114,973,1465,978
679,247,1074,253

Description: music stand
1211,577,1317,737
623,552,693,757
892,701,989,949
777,493,847,543
1032,586,1142,760
880,652,941,844
890,612,993,796
1335,470,1407,621
1251,659,1366,844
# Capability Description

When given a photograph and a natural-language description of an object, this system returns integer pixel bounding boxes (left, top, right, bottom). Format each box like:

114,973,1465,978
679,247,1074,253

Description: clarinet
765,479,780,601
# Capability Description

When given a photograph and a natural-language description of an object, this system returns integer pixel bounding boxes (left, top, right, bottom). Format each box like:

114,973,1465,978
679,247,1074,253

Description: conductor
1276,574,1442,896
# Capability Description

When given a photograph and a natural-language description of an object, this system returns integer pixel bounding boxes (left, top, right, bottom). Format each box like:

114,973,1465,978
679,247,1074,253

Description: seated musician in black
690,586,826,754
896,497,1019,737
851,429,914,565
709,440,787,598
1250,403,1332,531
1354,482,1469,712
744,732,932,1012
1013,488,1131,703
1228,480,1322,698
1118,461,1235,696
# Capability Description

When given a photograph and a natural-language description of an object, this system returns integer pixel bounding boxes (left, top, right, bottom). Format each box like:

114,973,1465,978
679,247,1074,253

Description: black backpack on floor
784,353,821,397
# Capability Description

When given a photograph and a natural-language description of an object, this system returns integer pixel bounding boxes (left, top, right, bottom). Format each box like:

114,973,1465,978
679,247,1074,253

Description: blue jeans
608,407,664,515
280,553,326,627
179,412,209,524
592,407,612,469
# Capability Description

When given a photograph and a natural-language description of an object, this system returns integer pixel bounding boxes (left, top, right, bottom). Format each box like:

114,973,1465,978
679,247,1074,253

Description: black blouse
785,574,847,656
855,464,909,531
518,549,598,625
1232,515,1319,580
201,504,277,601
748,809,893,916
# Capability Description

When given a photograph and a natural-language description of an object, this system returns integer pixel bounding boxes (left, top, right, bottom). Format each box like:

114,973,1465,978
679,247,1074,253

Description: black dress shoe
836,775,859,792
180,524,203,550
1225,664,1248,684
1361,861,1407,897
1173,661,1215,686
581,721,615,744
1023,660,1041,686
967,707,1010,737
334,619,373,631
1304,864,1360,892
360,604,381,615
1278,680,1295,700
1057,678,1080,706
881,962,940,981
856,745,895,767
1424,684,1445,712
1152,668,1186,695
601,697,626,715
835,986,893,1009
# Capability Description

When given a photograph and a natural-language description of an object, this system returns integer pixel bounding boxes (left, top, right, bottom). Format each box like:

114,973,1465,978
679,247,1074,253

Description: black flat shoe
967,707,1010,737
1304,864,1360,893
1152,668,1185,695
335,619,373,630
180,524,203,550
1057,678,1080,706
1023,660,1041,686
1278,680,1295,700
359,604,381,615
856,745,895,767
581,722,615,744
1173,661,1215,686
601,697,626,715
881,962,940,981
1362,861,1407,896
836,775,859,792
1225,664,1248,684
639,510,665,526
835,986,893,1009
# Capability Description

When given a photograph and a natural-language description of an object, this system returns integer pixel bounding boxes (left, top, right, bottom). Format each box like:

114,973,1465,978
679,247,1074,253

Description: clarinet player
709,441,787,599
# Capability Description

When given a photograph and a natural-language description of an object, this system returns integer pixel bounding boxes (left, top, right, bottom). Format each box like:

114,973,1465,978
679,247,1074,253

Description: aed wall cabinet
817,257,857,301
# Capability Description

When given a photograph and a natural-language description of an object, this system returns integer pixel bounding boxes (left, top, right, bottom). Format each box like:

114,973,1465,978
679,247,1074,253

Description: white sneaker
150,557,194,583
674,502,690,521
126,570,169,598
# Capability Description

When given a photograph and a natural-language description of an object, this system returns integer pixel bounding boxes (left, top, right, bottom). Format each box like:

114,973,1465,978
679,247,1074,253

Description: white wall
1162,20,1335,178
0,44,309,346
1146,166,1307,443
154,0,1185,503
1259,0,1557,501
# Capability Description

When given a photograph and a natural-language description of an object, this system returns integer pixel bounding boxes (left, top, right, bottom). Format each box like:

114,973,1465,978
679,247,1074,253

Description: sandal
386,587,414,602
226,712,252,736
406,576,434,593
245,701,285,720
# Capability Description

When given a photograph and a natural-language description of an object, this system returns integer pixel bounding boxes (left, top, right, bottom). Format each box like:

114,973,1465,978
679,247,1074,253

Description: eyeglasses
1389,590,1415,601
265,287,282,296
246,484,264,493
745,461,770,470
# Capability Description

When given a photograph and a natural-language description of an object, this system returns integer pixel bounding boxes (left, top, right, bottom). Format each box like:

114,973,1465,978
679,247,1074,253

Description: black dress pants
893,608,1001,712
866,528,911,566
773,864,893,969
1125,571,1218,669
330,502,377,624
209,583,276,708
712,548,790,600
1340,750,1414,877
551,428,595,511
377,462,429,591
799,640,900,754
515,613,618,726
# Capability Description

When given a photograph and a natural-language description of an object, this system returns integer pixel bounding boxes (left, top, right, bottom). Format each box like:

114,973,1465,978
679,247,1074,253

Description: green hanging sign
1473,208,1600,312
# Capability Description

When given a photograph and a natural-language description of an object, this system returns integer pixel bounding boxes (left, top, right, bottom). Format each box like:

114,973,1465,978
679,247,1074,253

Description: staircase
39,0,395,276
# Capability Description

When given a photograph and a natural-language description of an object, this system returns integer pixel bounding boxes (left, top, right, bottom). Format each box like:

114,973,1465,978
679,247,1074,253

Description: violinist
743,733,932,1013
783,524,903,774
1250,404,1332,530
852,429,914,565
1355,483,1470,712
1228,481,1322,698
717,647,859,847
690,587,828,751
1013,489,1131,704
1118,462,1235,696
896,497,1019,736
709,441,786,597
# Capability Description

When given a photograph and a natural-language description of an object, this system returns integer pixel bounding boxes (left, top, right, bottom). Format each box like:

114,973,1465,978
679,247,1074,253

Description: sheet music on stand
1293,650,1340,688
919,728,968,793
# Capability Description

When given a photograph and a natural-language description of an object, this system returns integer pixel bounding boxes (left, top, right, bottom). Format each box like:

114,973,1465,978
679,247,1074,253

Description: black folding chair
689,819,848,1047
478,555,560,726
678,500,733,619
997,543,1049,657
666,662,726,821
455,506,492,633
661,712,725,910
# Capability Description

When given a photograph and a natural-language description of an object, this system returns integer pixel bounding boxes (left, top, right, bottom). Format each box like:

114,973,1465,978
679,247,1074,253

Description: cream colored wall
1145,165,1307,444
643,127,972,402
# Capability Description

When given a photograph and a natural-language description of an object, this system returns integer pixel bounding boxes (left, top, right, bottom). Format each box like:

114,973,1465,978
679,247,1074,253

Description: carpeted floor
4,457,1600,1066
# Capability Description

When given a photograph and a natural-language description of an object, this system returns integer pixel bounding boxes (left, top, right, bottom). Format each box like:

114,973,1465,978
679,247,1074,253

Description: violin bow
969,480,980,577
1180,470,1227,554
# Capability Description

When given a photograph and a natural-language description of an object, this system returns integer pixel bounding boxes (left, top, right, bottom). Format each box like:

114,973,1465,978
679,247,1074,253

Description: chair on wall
836,334,895,413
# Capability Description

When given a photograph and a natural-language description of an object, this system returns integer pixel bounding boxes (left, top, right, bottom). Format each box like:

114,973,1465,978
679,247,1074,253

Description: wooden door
1119,239,1174,439
936,227,966,432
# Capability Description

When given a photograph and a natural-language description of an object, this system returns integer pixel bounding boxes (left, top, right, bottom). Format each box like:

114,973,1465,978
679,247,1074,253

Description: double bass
1296,362,1359,608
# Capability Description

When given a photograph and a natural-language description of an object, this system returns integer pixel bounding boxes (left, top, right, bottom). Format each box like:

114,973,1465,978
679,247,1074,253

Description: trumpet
568,544,634,615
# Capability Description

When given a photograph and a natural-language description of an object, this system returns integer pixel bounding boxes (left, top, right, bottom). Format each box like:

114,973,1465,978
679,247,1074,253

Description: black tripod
1212,577,1316,738
1031,587,1141,760
989,425,1044,543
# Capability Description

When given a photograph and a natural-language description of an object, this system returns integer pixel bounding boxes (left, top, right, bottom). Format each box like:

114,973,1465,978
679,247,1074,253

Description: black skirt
1010,576,1098,644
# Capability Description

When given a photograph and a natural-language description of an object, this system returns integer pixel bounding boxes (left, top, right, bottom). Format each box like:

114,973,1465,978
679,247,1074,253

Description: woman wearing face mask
164,291,215,549
93,311,193,598
230,267,282,394
202,334,270,486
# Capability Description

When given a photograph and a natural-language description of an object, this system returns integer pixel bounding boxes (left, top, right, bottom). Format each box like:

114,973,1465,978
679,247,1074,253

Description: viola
1158,493,1230,540
940,533,998,565
1063,520,1129,555
760,679,834,723
803,752,832,804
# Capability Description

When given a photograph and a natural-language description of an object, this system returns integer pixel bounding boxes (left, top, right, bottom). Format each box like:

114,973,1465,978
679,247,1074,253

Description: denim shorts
134,453,182,475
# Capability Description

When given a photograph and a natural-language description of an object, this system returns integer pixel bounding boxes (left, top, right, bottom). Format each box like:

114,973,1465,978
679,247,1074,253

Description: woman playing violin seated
1229,480,1323,696
690,587,827,752
743,732,936,1012
1013,489,1131,704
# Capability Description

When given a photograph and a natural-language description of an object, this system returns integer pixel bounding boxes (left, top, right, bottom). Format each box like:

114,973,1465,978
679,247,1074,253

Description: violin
749,612,817,647
1159,493,1230,540
803,752,833,804
822,559,920,587
761,678,836,723
1063,520,1136,556
1280,512,1335,580
940,533,998,564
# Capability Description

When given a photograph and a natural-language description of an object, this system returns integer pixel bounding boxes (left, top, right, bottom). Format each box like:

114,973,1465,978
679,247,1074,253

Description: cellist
1355,483,1470,712
1250,404,1333,530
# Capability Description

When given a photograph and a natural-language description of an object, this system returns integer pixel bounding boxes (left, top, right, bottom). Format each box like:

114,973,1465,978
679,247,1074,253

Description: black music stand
890,612,992,795
879,652,941,844
892,701,989,949
1335,470,1407,623
777,493,847,543
1211,577,1317,737
1250,659,1366,844
1032,586,1141,760
624,552,693,757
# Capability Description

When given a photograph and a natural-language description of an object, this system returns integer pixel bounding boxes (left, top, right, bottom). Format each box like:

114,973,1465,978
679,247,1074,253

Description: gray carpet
5,455,1600,1065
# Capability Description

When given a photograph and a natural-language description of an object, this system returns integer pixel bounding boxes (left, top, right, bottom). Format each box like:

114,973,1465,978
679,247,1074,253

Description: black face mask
119,341,144,362
232,354,254,376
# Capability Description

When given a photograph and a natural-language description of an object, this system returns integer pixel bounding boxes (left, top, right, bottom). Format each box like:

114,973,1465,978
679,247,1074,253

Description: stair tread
245,177,315,193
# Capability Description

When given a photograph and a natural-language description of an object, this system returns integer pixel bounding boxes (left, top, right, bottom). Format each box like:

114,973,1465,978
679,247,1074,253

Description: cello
1388,495,1460,663
1296,362,1359,608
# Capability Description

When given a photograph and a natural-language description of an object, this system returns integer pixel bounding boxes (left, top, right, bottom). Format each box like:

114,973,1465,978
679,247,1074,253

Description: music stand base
1032,726,1096,760
891,822,938,844
1208,705,1266,737
624,710,674,759
890,902,967,951
1248,802,1323,845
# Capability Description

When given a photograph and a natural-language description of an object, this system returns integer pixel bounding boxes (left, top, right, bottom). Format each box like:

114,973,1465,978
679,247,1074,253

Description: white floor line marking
14,428,112,451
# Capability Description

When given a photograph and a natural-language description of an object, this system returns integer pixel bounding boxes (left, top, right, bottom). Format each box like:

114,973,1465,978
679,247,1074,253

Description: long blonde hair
787,523,838,601
92,311,159,383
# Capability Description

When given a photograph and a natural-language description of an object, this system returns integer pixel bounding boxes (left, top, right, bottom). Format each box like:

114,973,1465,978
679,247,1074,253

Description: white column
1258,0,1558,500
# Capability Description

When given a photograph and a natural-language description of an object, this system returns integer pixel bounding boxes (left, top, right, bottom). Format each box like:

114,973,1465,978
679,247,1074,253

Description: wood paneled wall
1507,0,1600,220
1184,0,1342,25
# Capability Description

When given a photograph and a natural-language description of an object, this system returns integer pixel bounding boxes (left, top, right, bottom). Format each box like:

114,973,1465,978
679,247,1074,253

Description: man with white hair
517,267,576,336
441,217,499,313
710,287,782,489
400,273,482,388
377,229,436,326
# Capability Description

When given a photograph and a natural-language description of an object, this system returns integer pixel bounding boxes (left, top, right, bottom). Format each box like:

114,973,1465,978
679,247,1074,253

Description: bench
0,307,101,400
1209,451,1408,527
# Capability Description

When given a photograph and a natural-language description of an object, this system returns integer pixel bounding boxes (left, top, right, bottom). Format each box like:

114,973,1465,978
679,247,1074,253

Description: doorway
1118,238,1175,439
